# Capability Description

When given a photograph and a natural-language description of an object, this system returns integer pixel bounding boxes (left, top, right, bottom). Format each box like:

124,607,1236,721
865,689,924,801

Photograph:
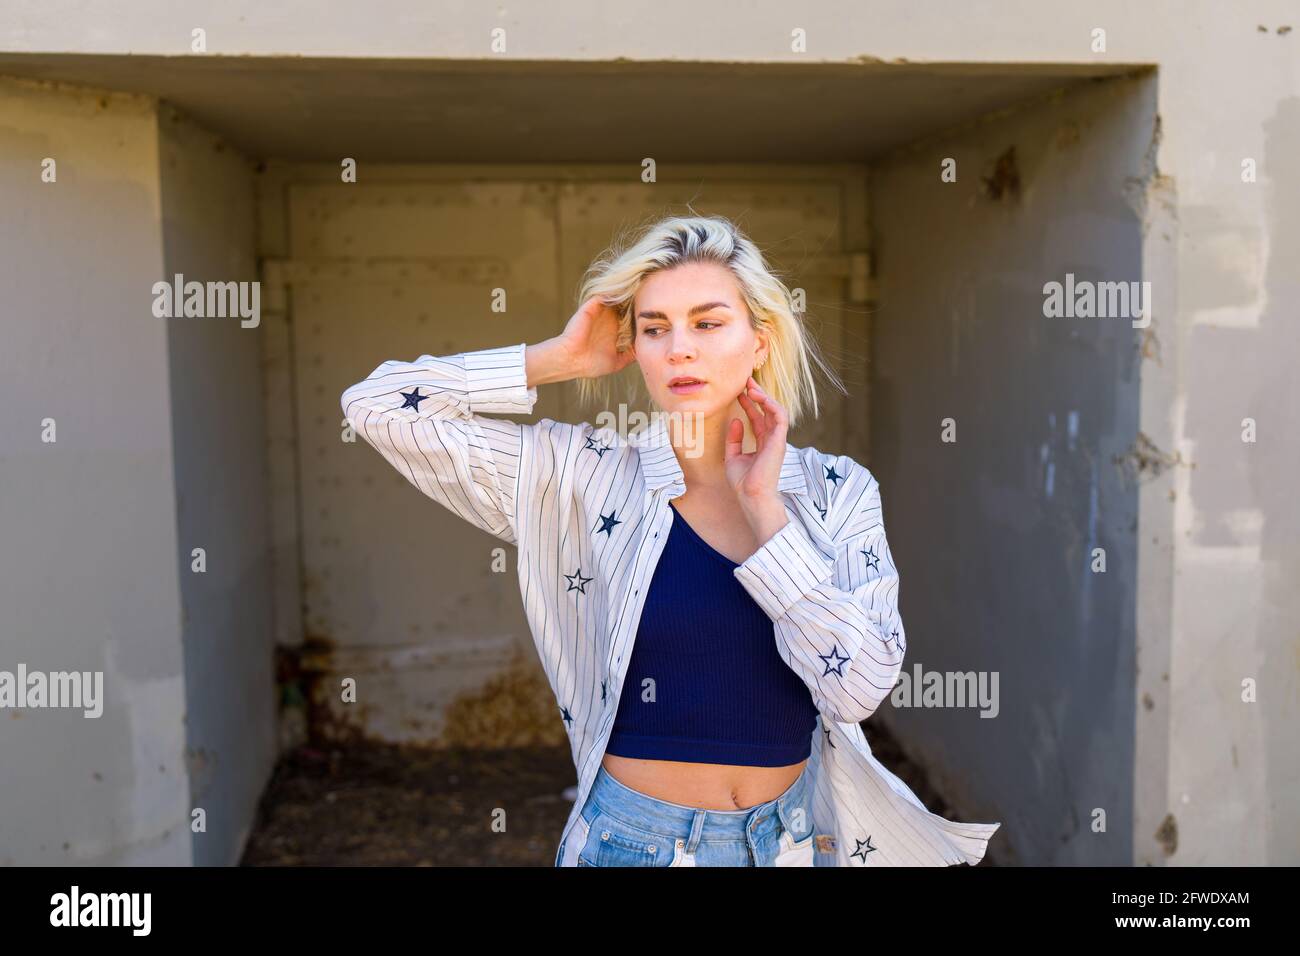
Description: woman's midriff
600,752,808,810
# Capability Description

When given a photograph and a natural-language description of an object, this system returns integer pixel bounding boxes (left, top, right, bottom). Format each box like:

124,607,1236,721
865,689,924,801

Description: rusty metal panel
290,180,567,747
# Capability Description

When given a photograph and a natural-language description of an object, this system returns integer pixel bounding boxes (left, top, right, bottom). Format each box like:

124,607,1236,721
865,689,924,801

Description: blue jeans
573,761,816,866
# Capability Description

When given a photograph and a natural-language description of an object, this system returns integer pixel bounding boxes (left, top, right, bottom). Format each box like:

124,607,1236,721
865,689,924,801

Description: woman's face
632,261,766,423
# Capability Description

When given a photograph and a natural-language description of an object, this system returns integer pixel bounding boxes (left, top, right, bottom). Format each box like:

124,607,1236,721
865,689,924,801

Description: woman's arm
524,337,582,388
341,343,550,545
339,298,631,546
733,460,907,725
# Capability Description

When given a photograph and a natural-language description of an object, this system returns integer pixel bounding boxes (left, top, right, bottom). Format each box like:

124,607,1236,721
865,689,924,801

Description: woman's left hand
725,376,788,505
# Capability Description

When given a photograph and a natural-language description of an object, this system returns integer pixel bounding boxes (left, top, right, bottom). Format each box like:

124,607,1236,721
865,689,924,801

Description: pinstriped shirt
341,342,1001,866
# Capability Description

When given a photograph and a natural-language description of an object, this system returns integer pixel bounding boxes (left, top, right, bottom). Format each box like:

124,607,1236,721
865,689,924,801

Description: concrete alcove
3,53,1167,866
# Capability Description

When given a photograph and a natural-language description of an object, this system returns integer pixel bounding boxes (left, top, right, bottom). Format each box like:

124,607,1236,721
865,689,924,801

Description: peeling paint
979,145,1020,201
1123,114,1170,237
1154,813,1178,856
1112,431,1190,484
1139,325,1162,364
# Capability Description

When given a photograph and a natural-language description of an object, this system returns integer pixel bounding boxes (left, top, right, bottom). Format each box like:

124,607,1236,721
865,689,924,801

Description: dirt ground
239,720,993,866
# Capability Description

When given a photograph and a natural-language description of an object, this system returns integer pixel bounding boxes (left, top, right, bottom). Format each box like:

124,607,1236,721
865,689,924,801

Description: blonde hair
571,212,845,430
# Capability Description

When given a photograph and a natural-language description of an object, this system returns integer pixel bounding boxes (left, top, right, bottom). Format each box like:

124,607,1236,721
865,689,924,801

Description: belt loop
684,810,705,854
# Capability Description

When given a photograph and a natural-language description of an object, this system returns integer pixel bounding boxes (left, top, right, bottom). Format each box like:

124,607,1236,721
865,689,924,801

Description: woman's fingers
724,417,745,462
737,387,768,443
746,379,786,442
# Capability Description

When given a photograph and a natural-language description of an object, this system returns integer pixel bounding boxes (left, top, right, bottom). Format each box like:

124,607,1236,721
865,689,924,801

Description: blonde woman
341,214,1000,867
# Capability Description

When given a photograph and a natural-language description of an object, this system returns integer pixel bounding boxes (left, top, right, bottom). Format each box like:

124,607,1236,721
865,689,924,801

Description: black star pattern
601,680,607,703
823,725,836,749
861,545,880,572
595,511,622,537
564,568,593,594
824,464,844,486
818,644,850,677
399,388,428,410
851,836,877,862
583,435,613,458
560,705,574,728
814,504,827,521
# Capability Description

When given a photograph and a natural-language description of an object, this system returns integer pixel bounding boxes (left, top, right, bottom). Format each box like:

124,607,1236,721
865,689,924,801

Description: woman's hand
554,295,638,380
725,377,789,500
726,377,792,543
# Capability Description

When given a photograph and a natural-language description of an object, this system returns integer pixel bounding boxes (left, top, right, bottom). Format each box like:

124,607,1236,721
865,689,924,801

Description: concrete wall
157,103,274,866
0,78,193,864
870,74,1154,865
0,77,273,865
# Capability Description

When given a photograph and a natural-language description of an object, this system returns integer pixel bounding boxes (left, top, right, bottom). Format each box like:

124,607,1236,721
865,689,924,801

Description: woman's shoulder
785,442,888,540
787,442,879,492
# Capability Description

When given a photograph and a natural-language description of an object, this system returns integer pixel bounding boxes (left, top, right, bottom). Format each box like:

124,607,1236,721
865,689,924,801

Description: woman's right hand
554,296,638,380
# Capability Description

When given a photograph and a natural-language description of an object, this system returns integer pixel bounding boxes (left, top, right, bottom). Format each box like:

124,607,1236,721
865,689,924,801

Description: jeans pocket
667,837,696,867
773,827,815,866
565,813,592,867
581,809,673,867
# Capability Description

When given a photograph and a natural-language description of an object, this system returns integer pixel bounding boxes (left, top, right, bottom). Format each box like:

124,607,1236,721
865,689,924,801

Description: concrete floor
239,719,999,866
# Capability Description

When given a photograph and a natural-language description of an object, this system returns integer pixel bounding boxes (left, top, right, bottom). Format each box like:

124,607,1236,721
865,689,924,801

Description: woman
341,214,1001,866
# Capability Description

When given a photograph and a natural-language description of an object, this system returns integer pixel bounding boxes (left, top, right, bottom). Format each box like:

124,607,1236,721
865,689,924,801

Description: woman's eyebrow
636,302,732,321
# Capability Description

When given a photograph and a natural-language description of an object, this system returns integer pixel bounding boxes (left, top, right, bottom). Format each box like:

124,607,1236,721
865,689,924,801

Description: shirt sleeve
339,342,541,546
732,460,906,724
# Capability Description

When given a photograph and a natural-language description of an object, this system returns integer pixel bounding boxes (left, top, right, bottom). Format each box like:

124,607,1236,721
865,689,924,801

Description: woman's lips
668,381,706,394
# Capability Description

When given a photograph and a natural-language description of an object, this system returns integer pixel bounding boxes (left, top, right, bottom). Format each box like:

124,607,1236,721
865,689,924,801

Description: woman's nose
666,333,696,362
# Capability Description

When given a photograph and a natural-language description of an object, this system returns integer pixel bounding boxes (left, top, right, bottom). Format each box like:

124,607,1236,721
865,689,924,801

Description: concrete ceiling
0,54,1139,162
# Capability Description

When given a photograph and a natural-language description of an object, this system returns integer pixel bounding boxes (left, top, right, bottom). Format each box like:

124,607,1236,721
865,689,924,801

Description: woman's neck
669,397,751,490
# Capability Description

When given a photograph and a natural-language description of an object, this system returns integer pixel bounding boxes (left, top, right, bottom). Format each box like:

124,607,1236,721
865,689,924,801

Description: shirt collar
627,413,812,496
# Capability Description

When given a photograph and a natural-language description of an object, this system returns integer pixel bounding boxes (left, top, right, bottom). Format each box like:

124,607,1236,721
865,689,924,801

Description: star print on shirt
601,680,607,703
583,435,613,458
560,705,574,728
399,388,428,410
595,511,622,537
851,836,877,862
824,464,844,486
823,725,836,749
819,644,850,677
814,504,827,521
564,568,593,594
861,545,880,572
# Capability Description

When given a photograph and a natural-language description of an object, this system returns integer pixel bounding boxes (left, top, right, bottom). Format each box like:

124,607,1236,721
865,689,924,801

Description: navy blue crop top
603,500,819,767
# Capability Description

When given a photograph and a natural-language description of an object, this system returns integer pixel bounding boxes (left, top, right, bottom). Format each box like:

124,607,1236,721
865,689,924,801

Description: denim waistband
587,760,812,843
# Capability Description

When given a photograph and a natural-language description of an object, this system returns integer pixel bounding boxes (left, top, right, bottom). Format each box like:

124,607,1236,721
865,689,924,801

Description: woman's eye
642,322,716,336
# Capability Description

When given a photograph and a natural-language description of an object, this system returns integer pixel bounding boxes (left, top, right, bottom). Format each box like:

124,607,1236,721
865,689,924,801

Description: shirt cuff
733,516,834,621
462,342,539,413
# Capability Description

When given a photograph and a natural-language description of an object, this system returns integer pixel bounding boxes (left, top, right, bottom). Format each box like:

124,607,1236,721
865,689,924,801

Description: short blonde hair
571,212,844,429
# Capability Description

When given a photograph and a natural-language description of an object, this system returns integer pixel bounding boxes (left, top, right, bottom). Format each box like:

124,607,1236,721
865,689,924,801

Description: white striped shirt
341,342,1001,866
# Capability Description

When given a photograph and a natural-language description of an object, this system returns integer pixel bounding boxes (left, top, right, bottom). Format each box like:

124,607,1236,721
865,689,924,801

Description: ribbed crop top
602,500,819,767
